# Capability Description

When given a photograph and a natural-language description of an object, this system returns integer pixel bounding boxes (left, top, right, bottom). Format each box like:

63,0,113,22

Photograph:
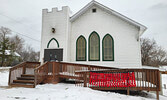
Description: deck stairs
10,74,35,88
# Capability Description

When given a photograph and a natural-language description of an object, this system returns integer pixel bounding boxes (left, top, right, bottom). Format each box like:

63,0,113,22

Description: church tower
40,6,71,63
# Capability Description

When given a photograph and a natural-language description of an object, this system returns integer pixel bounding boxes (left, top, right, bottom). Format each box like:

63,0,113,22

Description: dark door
44,49,63,62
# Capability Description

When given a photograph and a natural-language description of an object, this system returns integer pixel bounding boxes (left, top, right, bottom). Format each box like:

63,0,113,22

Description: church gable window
92,8,96,13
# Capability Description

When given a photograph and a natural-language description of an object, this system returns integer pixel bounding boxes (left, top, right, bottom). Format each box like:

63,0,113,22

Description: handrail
57,62,116,78
57,61,118,69
35,62,48,70
9,62,26,71
34,62,48,86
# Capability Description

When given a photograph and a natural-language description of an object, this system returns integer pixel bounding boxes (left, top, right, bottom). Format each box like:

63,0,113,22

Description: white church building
40,0,147,68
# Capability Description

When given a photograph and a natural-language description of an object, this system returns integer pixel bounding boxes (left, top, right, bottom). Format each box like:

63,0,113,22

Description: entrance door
44,49,63,62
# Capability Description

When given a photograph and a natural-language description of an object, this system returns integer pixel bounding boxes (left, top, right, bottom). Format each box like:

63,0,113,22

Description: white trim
70,0,147,35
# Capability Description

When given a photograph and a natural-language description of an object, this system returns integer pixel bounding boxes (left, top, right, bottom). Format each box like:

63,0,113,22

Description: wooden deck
8,61,161,100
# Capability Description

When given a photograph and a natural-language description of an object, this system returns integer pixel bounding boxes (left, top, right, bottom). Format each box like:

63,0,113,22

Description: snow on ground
0,67,11,70
1,68,167,100
0,67,10,86
162,74,167,95
0,83,153,100
160,66,167,71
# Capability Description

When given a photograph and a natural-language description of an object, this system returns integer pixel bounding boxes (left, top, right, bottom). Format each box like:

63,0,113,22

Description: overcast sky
0,0,167,51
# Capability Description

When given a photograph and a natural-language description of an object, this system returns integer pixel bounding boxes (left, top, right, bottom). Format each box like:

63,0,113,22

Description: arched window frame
102,34,114,61
88,31,100,61
47,38,59,48
76,35,87,61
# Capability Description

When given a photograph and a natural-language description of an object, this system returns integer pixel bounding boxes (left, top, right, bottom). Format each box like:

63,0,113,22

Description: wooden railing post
34,69,37,87
84,72,87,87
156,91,159,100
156,71,160,100
54,62,60,83
53,62,55,81
8,69,11,85
55,62,59,75
88,66,91,71
22,65,26,74
127,87,130,95
127,71,130,95
46,63,48,75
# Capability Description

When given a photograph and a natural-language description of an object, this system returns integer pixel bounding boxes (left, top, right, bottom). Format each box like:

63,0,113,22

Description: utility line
12,30,41,43
0,13,40,34
0,25,41,43
0,12,41,43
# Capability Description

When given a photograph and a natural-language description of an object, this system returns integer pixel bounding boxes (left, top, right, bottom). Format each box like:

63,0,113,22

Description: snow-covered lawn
162,74,167,96
0,67,10,87
1,68,167,100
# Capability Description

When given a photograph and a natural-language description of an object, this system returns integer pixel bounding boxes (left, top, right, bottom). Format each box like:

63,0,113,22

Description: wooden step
13,80,34,84
17,77,34,80
10,83,34,88
21,74,34,77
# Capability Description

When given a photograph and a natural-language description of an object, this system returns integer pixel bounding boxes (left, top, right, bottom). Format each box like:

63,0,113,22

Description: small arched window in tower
76,36,86,61
47,38,59,48
102,34,114,61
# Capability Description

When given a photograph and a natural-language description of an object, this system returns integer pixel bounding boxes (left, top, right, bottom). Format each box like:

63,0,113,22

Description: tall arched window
102,34,114,61
76,36,86,61
89,31,100,61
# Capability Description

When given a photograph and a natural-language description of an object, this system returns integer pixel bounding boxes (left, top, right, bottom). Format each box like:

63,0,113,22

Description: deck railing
57,62,117,79
34,61,117,85
8,62,40,85
34,62,160,100
75,69,160,100
75,69,160,90
35,62,160,91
